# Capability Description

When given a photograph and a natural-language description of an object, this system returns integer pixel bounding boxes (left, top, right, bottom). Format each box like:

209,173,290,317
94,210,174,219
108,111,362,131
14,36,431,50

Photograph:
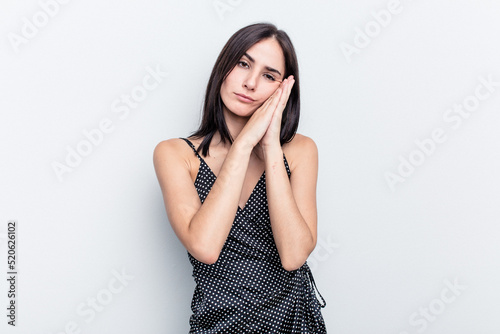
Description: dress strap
181,137,291,177
304,264,326,308
180,137,202,162
283,154,291,178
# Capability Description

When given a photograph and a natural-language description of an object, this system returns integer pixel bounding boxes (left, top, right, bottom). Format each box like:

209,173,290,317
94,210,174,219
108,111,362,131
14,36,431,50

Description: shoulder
284,133,317,151
282,133,318,172
153,137,197,171
153,138,184,160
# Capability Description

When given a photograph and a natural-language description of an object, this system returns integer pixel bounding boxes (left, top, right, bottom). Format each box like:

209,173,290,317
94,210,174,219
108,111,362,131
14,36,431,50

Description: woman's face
220,38,286,118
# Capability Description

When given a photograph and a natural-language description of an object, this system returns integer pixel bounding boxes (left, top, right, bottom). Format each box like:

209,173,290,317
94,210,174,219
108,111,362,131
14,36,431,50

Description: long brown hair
190,22,300,157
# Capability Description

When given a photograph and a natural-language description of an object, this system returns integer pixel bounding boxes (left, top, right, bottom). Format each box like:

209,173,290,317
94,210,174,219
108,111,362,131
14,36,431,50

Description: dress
180,138,327,334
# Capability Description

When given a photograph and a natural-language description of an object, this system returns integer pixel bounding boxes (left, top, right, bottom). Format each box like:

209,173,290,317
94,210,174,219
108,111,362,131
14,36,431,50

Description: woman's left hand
259,75,295,150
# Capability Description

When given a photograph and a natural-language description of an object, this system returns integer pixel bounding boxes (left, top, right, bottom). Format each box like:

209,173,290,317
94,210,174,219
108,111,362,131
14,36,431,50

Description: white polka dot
181,138,327,333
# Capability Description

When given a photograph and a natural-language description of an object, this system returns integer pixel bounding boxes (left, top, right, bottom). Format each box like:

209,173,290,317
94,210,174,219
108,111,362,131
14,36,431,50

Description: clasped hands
236,75,295,153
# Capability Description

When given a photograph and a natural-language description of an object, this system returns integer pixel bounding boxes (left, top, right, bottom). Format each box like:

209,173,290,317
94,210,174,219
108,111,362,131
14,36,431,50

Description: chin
225,104,257,118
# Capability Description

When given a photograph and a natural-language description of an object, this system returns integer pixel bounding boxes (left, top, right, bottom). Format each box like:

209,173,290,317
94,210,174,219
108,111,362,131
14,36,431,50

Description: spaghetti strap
304,265,327,308
179,137,202,162
182,134,327,333
181,137,290,178
283,154,291,178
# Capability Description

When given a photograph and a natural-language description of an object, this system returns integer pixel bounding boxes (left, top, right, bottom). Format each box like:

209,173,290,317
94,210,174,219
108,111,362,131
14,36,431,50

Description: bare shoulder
284,133,318,151
153,137,197,174
154,138,186,161
283,133,318,172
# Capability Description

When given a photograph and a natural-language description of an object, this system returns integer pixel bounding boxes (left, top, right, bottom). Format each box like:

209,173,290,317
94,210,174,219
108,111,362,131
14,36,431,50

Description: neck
222,106,250,141
214,106,264,160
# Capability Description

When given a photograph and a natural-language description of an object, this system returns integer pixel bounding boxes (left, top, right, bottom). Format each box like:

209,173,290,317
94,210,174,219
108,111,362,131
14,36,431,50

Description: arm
153,138,253,264
259,76,318,271
153,92,282,264
263,135,318,271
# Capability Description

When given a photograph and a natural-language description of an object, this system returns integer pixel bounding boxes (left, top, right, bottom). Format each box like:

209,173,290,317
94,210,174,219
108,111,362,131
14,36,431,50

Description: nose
243,71,259,91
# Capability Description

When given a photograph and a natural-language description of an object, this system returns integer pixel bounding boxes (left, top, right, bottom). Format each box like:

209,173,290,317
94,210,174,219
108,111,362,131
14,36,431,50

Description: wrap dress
181,138,327,333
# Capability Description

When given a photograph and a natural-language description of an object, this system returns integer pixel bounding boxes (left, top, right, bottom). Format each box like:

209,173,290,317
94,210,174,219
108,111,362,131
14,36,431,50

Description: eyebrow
243,52,282,77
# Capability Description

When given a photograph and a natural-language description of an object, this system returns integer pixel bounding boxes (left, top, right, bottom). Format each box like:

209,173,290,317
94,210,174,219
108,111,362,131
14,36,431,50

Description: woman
154,23,326,333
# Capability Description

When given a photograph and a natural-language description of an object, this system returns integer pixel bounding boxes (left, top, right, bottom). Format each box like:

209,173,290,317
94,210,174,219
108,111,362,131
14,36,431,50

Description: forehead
245,38,285,74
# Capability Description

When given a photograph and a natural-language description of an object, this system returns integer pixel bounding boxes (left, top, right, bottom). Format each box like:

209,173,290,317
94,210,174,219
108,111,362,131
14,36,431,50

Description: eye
238,60,249,68
263,73,276,81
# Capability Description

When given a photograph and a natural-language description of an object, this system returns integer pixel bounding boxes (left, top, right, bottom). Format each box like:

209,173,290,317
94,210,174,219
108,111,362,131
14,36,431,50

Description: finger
269,85,282,101
285,77,295,97
254,90,277,115
268,87,283,113
283,78,295,105
277,80,292,109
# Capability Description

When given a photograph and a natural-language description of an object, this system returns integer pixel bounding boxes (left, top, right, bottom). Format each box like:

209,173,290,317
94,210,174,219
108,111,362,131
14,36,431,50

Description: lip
234,93,255,103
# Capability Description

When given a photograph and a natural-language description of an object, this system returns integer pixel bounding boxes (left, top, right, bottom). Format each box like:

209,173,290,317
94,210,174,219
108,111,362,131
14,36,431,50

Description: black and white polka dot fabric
181,138,327,334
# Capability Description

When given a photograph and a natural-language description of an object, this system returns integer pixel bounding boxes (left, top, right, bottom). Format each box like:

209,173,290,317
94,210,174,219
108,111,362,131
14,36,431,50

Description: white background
1,0,500,333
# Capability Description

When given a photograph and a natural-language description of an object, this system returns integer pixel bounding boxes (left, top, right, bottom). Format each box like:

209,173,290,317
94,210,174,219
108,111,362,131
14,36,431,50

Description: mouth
234,93,255,103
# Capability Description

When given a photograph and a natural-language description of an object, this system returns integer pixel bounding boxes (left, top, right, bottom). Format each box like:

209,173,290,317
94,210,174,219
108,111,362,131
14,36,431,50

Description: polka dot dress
181,138,327,334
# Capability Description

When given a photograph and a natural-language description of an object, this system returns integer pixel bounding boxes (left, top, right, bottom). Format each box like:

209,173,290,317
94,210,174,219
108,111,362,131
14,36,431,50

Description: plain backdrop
1,0,500,333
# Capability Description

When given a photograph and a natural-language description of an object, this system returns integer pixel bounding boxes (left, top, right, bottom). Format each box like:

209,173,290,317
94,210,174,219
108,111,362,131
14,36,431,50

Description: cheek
220,81,236,110
222,68,239,88
220,79,232,101
220,71,238,96
260,86,278,101
220,81,227,96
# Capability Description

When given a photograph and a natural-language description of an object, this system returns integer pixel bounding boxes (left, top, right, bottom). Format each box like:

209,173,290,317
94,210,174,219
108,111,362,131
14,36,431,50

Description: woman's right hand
234,85,284,149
